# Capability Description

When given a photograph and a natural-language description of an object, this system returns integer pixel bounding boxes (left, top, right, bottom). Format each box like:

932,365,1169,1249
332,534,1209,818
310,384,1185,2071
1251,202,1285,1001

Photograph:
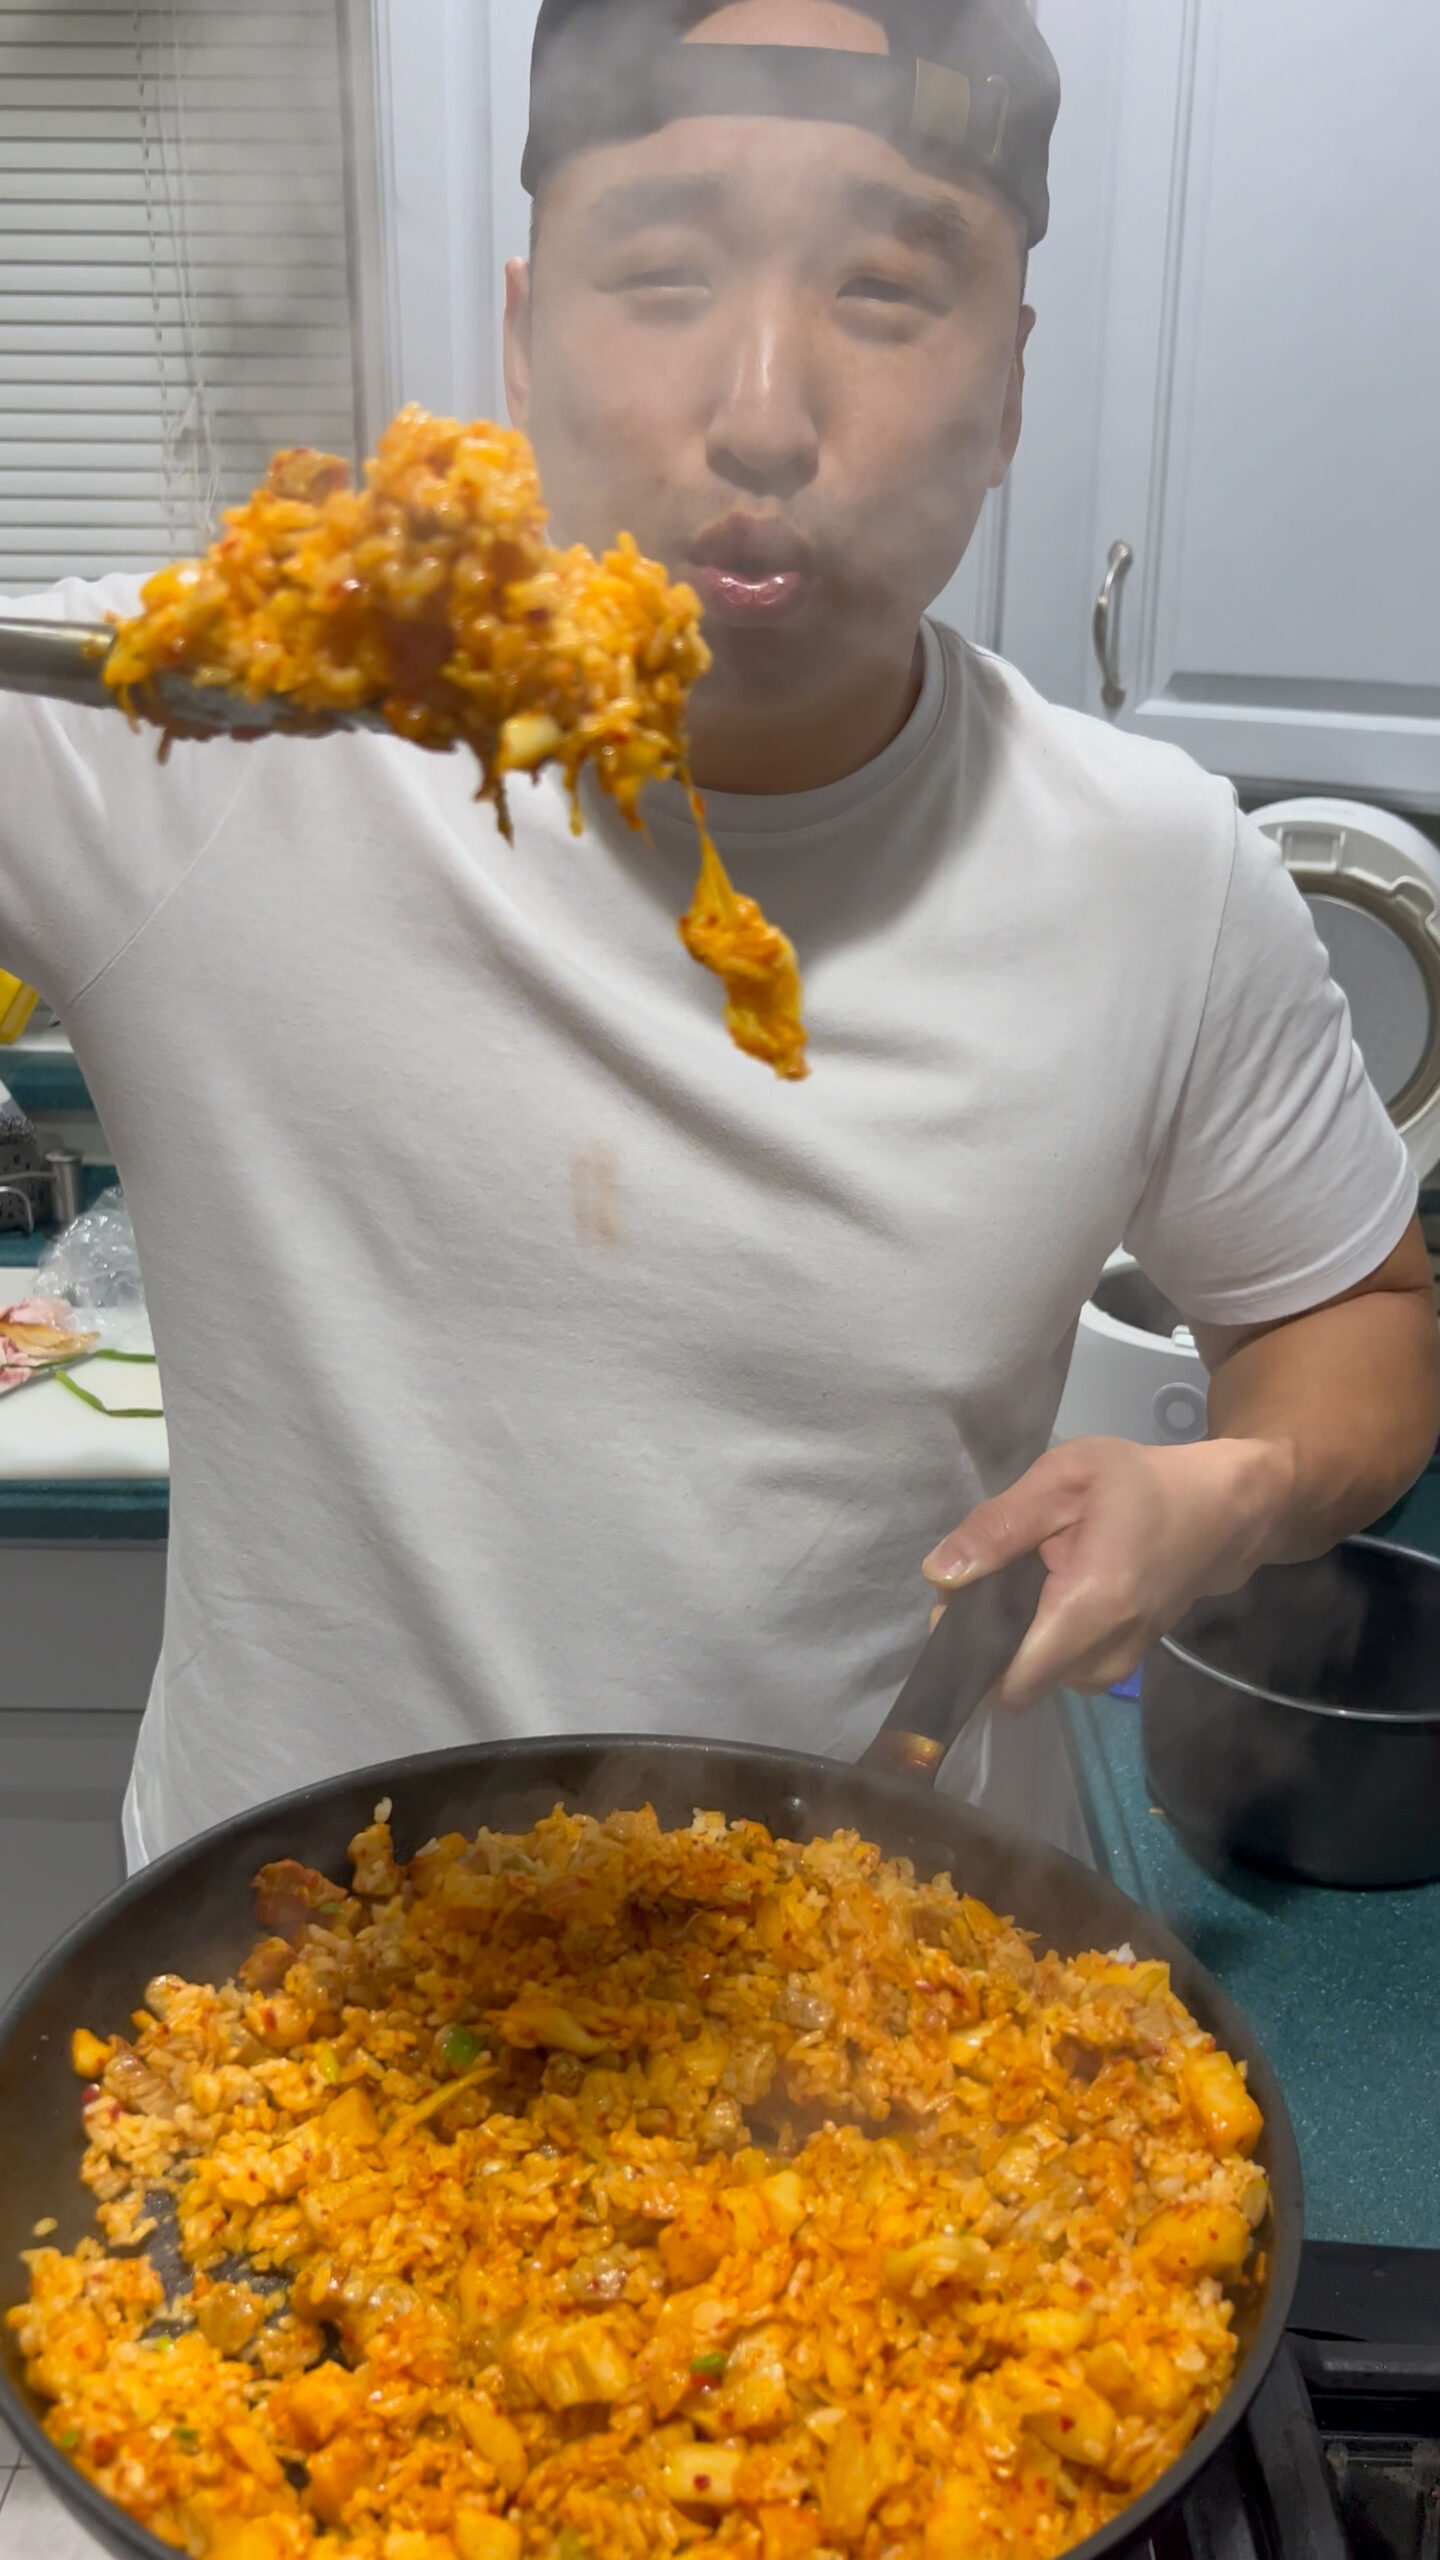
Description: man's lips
686,517,815,626
690,563,809,623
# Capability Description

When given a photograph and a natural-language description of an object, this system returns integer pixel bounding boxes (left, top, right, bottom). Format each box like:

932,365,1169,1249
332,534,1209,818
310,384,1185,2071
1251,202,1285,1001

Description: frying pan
0,1728,1303,2560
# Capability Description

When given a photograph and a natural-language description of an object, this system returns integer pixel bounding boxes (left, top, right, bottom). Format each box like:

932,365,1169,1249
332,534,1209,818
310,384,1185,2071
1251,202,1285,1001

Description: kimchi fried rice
102,407,808,1081
11,1807,1269,2560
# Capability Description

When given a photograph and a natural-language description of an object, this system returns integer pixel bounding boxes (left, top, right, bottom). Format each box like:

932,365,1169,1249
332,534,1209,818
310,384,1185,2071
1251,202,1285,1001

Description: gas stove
1128,2243,1440,2560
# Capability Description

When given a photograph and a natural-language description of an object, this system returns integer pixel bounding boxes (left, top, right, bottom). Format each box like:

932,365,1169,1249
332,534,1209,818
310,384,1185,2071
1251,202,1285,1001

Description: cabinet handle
1092,539,1134,713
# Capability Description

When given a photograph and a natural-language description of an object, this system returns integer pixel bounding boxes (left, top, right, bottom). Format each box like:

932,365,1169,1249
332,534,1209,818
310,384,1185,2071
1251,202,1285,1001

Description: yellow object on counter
0,971,39,1044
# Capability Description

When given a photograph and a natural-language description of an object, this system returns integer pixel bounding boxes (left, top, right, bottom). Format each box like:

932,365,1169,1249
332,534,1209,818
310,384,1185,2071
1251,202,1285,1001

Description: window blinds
0,0,368,594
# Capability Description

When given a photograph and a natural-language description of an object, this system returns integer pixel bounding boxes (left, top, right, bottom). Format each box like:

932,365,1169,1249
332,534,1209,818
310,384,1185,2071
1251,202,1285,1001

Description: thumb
922,1454,1080,1592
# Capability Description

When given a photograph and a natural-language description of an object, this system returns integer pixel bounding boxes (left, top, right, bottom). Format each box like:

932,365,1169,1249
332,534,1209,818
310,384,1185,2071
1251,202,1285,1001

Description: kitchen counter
1067,1689,1440,2250
0,1198,169,1538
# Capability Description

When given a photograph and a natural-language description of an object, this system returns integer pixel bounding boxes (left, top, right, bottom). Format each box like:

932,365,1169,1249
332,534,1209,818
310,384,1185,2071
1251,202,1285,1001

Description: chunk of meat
194,2282,268,2357
239,1937,293,1993
252,1861,346,1943
265,448,351,504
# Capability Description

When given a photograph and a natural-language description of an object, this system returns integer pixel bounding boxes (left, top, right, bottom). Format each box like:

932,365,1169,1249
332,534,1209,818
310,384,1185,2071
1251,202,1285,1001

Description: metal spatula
861,1550,1048,1783
0,616,388,738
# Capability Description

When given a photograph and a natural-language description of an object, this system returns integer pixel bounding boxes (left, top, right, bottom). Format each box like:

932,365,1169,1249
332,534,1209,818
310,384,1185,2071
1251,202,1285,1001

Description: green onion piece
146,2335,176,2354
316,2047,342,2085
555,2534,591,2560
175,2427,199,2450
318,1903,346,1921
689,2352,728,2379
58,2428,80,2451
442,2026,484,2072
54,1369,163,1420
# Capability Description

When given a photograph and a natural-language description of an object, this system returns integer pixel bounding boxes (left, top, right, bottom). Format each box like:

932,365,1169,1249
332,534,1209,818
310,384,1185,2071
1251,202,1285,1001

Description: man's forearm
1198,1218,1440,1567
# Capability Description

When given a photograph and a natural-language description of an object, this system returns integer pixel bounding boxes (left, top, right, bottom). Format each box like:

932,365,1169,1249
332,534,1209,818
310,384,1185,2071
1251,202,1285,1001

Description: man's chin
695,607,886,705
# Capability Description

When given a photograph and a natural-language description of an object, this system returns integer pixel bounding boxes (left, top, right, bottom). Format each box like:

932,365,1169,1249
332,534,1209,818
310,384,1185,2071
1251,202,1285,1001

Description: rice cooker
1056,798,1440,1447
1054,1255,1209,1448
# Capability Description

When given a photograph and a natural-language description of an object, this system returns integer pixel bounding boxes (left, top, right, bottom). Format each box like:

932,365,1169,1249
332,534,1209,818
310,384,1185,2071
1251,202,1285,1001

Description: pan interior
0,1736,1303,2560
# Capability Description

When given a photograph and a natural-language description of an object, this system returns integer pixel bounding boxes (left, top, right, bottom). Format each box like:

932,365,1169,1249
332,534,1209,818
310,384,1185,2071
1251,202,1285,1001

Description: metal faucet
0,1150,86,1235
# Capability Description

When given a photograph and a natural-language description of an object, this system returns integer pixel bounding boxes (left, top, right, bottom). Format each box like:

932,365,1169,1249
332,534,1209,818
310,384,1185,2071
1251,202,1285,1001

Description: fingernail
923,1549,980,1590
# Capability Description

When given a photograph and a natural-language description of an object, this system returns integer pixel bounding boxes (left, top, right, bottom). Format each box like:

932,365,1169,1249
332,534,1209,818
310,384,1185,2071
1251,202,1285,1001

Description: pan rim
0,1732,1305,2560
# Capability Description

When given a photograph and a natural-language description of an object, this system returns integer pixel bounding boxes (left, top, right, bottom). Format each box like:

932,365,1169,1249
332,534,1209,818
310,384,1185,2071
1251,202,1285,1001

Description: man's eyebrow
842,179,978,263
585,175,729,240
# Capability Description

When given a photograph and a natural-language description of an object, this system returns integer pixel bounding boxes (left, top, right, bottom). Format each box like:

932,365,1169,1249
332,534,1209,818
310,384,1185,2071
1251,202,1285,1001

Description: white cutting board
0,1274,168,1481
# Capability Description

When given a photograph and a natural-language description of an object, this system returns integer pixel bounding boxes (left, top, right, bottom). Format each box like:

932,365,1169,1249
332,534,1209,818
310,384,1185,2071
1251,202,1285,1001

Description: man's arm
923,1216,1440,1710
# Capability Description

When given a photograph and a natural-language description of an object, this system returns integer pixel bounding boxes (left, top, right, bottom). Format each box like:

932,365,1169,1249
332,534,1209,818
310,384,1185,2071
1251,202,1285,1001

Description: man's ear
503,257,533,430
990,301,1036,489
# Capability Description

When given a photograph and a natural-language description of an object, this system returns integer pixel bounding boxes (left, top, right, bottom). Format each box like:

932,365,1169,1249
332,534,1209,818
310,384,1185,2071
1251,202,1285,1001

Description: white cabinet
1004,0,1440,808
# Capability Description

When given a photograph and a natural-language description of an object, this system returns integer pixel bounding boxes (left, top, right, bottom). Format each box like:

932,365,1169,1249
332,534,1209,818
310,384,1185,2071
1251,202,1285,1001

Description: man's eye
839,274,929,308
617,266,708,293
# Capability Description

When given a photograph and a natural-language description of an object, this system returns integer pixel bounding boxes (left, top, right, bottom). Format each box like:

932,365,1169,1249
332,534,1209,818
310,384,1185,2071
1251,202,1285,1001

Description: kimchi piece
103,407,809,1080
681,803,809,1083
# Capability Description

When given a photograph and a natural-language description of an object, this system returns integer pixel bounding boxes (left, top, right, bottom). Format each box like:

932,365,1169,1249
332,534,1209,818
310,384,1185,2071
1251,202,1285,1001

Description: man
0,0,1434,1863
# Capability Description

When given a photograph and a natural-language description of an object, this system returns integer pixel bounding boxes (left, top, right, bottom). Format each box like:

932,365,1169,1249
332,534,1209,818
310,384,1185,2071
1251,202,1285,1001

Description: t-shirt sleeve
0,574,247,1011
1124,807,1417,1328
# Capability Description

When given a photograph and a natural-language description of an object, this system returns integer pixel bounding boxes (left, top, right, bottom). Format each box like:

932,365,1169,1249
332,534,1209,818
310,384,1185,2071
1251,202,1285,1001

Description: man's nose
705,293,821,502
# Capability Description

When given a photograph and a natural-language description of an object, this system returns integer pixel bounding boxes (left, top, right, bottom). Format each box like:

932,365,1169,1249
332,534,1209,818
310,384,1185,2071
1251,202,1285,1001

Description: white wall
371,0,504,419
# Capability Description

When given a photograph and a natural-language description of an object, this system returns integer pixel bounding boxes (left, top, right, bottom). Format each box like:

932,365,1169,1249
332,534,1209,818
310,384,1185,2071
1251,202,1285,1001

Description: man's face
506,0,1032,725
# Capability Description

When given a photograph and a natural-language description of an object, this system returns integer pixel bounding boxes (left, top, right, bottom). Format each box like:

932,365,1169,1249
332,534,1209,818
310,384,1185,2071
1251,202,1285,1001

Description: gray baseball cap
523,0,1062,245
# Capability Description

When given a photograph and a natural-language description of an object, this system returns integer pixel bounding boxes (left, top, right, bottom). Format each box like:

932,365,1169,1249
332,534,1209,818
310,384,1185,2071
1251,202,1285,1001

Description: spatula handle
862,1550,1049,1786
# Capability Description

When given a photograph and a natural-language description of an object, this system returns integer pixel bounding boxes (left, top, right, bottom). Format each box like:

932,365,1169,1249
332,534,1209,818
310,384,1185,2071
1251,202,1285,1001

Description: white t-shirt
0,586,1415,1860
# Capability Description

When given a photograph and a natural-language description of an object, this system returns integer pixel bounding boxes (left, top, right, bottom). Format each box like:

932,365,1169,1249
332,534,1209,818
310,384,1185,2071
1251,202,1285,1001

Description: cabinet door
0,1547,162,2004
0,1712,141,2007
1008,0,1440,808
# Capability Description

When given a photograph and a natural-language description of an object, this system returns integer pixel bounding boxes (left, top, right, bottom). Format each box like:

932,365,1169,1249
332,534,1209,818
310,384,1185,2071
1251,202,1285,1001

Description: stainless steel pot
1142,1536,1440,1889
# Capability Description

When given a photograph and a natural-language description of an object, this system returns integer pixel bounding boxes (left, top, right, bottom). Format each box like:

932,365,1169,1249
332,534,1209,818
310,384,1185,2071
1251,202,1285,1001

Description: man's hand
923,1435,1292,1710
924,1216,1440,1711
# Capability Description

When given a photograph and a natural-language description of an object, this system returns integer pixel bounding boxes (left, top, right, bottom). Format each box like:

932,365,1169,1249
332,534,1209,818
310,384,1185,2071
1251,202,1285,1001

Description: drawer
0,1546,164,1710
0,1709,140,2006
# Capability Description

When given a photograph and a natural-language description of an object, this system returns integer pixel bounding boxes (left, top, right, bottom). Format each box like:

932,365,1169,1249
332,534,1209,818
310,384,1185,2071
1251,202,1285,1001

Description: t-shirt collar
641,618,950,849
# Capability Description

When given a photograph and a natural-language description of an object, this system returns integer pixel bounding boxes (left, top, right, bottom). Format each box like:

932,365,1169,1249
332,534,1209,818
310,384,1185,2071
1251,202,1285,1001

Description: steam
1178,1556,1374,1710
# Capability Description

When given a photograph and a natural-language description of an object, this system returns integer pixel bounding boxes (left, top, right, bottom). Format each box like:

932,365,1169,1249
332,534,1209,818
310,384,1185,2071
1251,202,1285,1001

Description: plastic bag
37,1185,146,1310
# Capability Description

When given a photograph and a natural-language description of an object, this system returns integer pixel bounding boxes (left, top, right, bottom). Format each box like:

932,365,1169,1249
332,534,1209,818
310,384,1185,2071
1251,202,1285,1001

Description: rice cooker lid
1254,797,1440,1181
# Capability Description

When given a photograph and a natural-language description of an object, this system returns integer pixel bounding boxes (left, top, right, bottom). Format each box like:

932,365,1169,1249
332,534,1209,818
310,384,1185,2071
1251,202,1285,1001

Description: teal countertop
1068,1689,1440,2250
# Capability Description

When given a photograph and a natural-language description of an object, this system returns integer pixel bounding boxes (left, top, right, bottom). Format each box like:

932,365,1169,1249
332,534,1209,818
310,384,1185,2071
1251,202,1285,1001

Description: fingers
923,1441,1169,1711
923,1448,1088,1592
995,1574,1151,1711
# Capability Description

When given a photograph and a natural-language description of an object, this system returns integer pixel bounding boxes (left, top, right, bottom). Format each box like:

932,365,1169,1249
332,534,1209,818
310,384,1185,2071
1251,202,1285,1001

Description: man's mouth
686,518,815,626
